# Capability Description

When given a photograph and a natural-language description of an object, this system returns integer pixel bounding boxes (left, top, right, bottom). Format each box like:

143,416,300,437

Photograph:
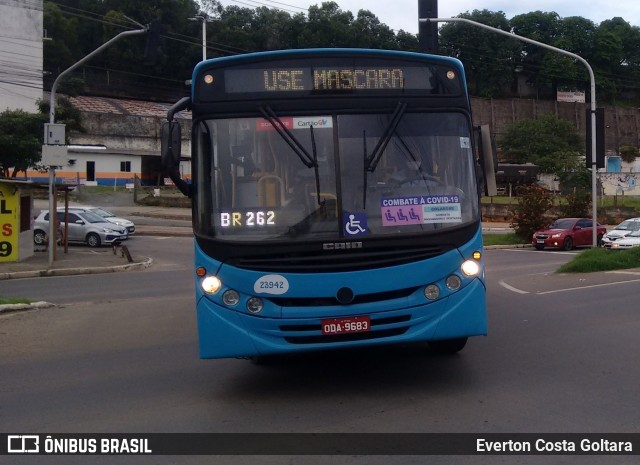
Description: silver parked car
609,230,640,250
34,209,128,247
66,205,136,235
601,217,640,248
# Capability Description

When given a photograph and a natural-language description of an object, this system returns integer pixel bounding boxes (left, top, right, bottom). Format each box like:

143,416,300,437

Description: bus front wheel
428,337,468,354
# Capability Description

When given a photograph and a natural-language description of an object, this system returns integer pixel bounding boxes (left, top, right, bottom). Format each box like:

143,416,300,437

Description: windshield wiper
260,106,315,168
363,130,369,208
365,102,407,172
259,106,324,206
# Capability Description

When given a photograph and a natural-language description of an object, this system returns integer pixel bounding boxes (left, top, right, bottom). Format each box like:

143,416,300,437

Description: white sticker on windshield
254,274,290,295
460,137,471,148
293,116,332,129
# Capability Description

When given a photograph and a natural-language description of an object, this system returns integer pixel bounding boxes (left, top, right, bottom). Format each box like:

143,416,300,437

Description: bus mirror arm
161,97,192,198
168,166,192,198
167,96,191,122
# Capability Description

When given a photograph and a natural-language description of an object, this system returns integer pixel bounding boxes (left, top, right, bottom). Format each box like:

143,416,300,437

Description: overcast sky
216,0,640,34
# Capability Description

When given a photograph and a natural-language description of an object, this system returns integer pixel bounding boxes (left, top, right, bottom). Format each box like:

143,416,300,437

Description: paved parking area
498,255,640,295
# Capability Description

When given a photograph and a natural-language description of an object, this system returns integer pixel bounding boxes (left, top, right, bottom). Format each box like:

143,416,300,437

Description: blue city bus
161,48,489,360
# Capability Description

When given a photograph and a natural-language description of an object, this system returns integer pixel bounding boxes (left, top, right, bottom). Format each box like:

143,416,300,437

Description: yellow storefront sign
0,183,18,262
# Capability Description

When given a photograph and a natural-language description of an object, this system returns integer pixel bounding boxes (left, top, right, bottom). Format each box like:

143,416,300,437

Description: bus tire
428,337,468,354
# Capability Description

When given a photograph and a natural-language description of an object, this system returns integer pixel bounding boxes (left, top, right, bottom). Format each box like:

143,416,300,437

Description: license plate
321,316,370,335
537,239,545,243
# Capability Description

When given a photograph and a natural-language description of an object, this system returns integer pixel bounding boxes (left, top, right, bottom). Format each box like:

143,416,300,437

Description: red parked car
532,218,607,251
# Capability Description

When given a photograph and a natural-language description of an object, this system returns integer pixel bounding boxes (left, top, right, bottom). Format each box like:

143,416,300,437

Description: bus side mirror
161,121,181,171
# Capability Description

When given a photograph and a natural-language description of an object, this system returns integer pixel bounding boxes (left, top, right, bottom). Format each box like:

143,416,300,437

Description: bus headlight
461,259,481,277
446,275,462,291
424,284,440,300
201,276,222,294
222,289,240,306
247,297,264,314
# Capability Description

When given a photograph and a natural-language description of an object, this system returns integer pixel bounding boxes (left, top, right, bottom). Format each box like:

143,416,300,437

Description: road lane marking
498,280,529,294
536,278,640,295
499,275,640,295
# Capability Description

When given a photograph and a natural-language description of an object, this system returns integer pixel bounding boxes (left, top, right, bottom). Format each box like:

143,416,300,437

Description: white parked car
601,217,640,248
67,205,135,235
609,230,640,250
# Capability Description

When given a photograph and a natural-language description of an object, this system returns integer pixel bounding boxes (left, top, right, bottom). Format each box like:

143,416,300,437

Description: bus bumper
196,279,487,359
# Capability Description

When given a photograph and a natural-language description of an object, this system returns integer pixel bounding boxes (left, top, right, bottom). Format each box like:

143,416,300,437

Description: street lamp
45,27,147,267
189,15,213,61
420,16,600,248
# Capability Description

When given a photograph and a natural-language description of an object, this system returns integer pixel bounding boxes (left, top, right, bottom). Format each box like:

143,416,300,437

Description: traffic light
585,107,605,169
144,18,163,66
418,0,438,54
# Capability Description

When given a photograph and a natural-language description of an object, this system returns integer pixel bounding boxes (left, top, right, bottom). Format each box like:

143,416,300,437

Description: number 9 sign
0,241,12,257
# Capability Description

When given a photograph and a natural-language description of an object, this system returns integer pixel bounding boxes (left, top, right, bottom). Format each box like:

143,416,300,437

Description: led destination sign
263,67,406,91
225,66,432,94
203,57,462,97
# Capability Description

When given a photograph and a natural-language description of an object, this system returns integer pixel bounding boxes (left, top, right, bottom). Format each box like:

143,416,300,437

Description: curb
0,301,56,314
134,229,193,237
484,244,532,250
0,257,153,281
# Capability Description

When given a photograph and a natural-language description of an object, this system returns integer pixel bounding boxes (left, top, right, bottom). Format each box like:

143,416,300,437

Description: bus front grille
228,245,447,273
271,288,416,307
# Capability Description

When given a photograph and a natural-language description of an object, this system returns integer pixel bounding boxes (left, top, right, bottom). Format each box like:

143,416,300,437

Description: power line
221,0,300,14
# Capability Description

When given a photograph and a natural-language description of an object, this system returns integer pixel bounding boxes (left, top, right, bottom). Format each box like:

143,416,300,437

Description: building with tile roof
27,94,192,187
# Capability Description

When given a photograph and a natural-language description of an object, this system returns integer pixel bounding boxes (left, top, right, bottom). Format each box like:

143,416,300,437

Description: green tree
594,18,640,102
396,30,419,51
439,10,521,98
37,97,85,137
510,11,561,90
499,114,584,174
0,110,46,177
541,17,597,95
297,2,354,48
350,10,397,49
510,184,554,240
43,2,81,75
619,145,639,163
559,171,591,217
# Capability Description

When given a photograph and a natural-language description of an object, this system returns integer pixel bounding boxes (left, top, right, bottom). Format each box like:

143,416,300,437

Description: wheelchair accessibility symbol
344,212,368,236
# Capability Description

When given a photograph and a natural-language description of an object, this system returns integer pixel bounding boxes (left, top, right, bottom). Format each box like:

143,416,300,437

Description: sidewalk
1,203,192,282
0,245,153,280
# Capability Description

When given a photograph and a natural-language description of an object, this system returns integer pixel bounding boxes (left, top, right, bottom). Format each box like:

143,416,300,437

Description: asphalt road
1,244,639,465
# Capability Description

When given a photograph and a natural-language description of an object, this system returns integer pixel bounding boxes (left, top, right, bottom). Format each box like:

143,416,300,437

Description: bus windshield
194,111,478,242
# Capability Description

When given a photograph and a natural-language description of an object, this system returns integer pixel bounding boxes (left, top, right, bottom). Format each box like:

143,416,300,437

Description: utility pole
44,27,148,267
420,16,600,248
189,15,213,61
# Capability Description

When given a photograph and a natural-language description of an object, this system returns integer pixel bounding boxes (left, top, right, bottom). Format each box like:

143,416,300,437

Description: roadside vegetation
483,196,640,210
482,233,527,246
557,247,640,273
0,296,31,305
